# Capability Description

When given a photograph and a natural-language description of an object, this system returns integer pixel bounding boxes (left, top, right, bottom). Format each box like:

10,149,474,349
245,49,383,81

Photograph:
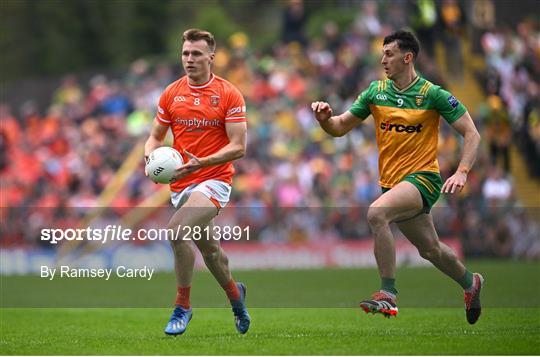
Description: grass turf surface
1,261,539,354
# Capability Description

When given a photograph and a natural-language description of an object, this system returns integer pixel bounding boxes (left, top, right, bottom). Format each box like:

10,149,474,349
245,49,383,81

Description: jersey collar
391,76,420,93
187,73,215,89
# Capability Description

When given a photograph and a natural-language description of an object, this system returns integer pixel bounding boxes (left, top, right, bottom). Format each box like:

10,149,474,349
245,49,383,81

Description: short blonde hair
183,28,216,52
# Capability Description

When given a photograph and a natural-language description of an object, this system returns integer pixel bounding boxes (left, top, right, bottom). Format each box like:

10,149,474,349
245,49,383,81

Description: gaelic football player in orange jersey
144,29,250,335
311,31,484,324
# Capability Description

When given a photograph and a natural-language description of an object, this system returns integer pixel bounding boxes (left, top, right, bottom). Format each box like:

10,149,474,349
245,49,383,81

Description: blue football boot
164,306,192,336
231,282,251,334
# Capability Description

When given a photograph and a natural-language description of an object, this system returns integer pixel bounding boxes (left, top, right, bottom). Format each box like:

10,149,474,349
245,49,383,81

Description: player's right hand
311,101,333,123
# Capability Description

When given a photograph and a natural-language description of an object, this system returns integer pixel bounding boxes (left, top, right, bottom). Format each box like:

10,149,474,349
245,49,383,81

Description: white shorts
171,179,232,209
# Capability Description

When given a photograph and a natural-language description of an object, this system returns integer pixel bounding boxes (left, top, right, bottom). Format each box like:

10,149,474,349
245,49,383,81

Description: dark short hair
383,31,420,59
183,28,216,52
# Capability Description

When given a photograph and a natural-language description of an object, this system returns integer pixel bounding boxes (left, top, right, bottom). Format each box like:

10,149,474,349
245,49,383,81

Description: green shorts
382,171,443,213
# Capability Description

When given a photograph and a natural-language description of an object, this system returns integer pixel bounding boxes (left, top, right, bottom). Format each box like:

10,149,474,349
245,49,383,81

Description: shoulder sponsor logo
447,95,459,108
227,106,246,116
376,94,388,101
158,106,165,114
174,96,186,102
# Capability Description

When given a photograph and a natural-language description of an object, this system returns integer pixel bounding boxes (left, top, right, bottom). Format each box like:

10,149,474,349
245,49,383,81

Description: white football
146,147,183,184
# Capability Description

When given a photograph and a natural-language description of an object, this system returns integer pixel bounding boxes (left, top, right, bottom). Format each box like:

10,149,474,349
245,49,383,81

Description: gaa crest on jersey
210,95,220,107
415,95,424,106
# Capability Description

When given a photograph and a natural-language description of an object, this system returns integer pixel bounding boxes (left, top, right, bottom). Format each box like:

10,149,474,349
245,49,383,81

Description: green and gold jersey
349,76,467,188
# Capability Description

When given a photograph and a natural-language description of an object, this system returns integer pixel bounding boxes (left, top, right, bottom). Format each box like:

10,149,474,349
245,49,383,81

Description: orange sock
175,286,191,309
222,280,240,301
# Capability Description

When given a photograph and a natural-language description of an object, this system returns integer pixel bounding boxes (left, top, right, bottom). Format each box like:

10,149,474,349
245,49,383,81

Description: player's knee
167,226,190,248
170,237,190,251
367,205,388,229
418,242,441,261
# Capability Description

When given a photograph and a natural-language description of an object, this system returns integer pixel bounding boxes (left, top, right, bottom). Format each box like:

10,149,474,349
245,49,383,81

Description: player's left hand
170,150,204,182
442,171,467,194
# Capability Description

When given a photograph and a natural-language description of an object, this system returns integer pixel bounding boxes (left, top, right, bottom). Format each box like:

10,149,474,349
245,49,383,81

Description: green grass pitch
1,260,539,355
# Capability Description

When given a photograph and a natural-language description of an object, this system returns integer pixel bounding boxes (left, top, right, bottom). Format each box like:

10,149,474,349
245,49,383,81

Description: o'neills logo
380,122,423,133
174,117,220,129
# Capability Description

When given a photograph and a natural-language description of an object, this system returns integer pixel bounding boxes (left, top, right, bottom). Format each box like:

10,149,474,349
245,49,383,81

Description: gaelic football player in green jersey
311,31,484,324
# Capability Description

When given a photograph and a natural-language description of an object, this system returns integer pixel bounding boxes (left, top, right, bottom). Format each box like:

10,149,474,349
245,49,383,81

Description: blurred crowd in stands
1,0,539,260
479,20,540,178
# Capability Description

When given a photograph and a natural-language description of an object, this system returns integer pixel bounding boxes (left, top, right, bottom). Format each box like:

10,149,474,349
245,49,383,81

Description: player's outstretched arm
442,111,481,193
311,101,361,137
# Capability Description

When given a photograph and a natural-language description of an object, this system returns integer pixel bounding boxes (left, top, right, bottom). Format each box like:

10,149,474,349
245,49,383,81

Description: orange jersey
156,74,247,192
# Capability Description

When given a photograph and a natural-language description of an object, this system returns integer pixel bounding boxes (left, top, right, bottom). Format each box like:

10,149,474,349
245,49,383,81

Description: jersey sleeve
225,85,247,123
155,89,172,126
431,86,467,124
348,82,374,120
